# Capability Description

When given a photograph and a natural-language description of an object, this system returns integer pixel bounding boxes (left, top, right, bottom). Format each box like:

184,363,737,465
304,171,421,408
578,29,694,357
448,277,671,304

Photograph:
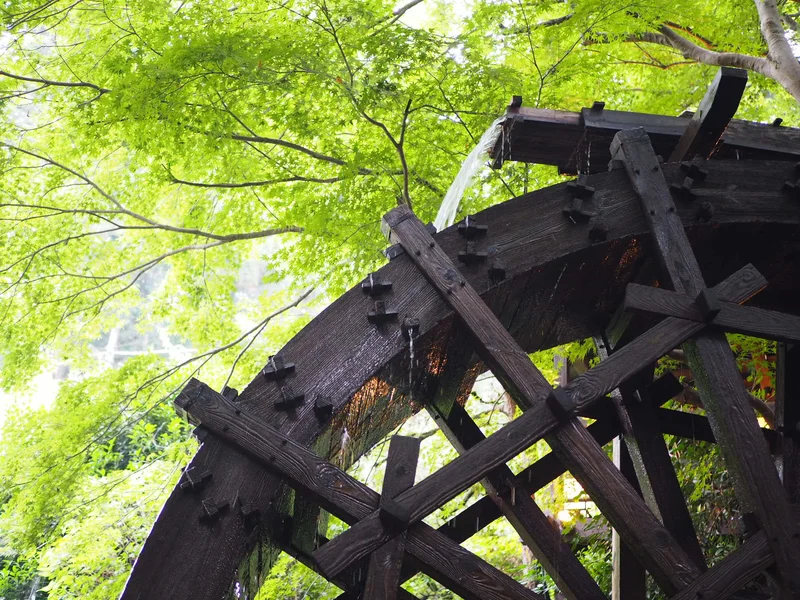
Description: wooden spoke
776,343,800,503
175,380,544,600
656,408,778,452
624,283,800,343
612,126,800,595
429,399,606,600
363,436,420,600
668,67,748,162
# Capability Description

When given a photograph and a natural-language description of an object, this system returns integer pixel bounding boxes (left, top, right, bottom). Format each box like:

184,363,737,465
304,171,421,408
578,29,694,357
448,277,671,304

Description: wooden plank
668,67,748,162
175,380,544,600
612,126,800,596
313,248,765,587
498,106,800,173
612,440,647,600
429,400,606,600
363,436,420,600
657,408,778,452
624,283,800,343
381,206,704,593
596,339,707,570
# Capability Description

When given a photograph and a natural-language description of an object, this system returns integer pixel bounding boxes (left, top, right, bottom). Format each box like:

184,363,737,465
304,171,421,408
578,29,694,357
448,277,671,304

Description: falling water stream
433,117,505,232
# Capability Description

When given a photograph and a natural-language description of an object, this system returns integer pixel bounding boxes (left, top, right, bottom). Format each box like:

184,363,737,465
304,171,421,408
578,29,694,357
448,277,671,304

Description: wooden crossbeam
612,127,800,596
596,340,707,570
657,408,778,452
624,283,800,343
313,239,765,588
776,344,800,502
668,67,748,162
175,380,543,600
383,208,707,592
363,436,420,600
429,399,606,600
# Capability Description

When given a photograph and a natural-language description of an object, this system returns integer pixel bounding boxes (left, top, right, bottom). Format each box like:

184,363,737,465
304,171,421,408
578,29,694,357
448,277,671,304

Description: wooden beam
657,408,778,453
612,440,647,600
429,400,606,600
175,380,544,600
313,248,765,587
668,67,748,162
379,206,704,593
363,436,420,600
612,126,800,595
624,283,800,344
596,339,707,570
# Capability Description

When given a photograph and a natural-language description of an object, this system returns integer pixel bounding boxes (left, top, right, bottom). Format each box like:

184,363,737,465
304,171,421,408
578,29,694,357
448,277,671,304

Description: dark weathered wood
382,206,704,593
657,408,778,452
429,400,606,600
124,155,800,600
612,440,647,600
624,283,800,343
774,343,800,600
613,126,800,595
176,379,543,600
313,253,765,587
668,67,748,162
291,494,322,556
496,105,800,172
363,436,420,600
596,338,707,570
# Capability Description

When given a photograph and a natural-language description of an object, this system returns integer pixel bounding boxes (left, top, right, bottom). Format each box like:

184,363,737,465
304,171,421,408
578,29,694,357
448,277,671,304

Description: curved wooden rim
122,159,800,600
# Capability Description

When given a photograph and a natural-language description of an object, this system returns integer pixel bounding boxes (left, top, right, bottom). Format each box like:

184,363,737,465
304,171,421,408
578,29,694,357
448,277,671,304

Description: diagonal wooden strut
363,436,420,600
612,126,800,596
175,380,543,600
429,393,606,600
313,240,766,589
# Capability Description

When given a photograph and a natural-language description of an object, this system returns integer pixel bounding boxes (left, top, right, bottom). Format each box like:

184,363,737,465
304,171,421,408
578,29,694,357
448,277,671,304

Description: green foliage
0,0,796,597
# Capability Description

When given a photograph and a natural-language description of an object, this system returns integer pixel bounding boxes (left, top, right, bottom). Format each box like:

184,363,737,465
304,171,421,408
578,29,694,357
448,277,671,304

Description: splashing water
433,117,505,232
408,332,415,389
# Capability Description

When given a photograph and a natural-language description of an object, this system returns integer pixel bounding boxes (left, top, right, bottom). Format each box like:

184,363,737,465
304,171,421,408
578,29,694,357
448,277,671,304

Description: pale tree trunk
754,0,800,103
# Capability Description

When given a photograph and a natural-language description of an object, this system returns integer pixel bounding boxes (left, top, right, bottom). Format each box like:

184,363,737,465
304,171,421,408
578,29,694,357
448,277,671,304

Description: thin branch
0,69,110,93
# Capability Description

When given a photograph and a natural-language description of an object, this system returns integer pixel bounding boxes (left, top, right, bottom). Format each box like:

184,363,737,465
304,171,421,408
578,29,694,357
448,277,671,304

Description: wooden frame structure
122,68,800,600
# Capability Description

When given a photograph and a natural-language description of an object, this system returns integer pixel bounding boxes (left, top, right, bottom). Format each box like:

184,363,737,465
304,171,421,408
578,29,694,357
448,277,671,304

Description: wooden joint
567,174,596,199
669,177,697,202
589,100,605,113
179,467,212,492
199,497,230,524
275,385,305,411
379,497,412,530
588,216,608,243
361,274,393,296
488,259,506,283
262,355,296,381
457,215,488,239
783,178,800,201
695,288,721,322
680,160,708,181
402,317,420,341
192,425,210,442
562,196,596,223
314,396,334,421
367,300,399,325
546,387,576,421
458,242,487,265
221,386,238,401
239,501,261,530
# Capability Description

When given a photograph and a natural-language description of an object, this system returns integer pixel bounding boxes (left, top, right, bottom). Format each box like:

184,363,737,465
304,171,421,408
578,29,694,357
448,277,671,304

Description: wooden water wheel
122,68,800,600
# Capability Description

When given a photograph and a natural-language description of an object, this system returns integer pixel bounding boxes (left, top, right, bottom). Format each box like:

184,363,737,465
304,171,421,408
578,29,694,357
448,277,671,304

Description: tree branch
0,69,110,94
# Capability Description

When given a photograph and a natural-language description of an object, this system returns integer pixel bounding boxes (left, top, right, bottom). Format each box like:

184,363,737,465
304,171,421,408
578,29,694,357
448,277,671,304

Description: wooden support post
291,494,323,556
175,380,543,600
612,440,647,600
363,436,420,600
623,283,800,343
776,343,800,502
314,208,765,589
669,67,748,162
612,127,800,596
429,399,606,600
